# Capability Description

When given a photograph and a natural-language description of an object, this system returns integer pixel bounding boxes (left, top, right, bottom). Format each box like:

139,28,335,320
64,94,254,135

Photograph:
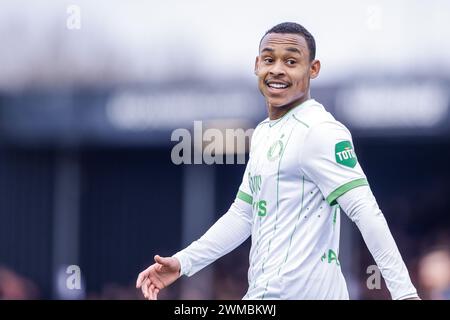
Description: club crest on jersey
267,136,284,161
335,141,357,168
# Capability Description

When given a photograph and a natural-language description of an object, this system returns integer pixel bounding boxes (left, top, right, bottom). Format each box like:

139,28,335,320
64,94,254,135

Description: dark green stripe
237,190,253,205
333,205,338,226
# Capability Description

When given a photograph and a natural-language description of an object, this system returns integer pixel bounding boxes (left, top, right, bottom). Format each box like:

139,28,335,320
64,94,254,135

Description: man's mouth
265,80,290,90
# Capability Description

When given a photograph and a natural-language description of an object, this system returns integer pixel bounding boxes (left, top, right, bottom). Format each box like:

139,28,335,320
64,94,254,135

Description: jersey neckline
267,99,316,127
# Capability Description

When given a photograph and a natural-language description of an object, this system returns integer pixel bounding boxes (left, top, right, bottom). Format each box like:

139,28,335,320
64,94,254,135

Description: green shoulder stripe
237,190,253,205
326,178,369,205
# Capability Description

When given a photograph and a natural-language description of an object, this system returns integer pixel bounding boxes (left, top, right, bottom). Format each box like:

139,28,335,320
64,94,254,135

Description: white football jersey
238,99,368,299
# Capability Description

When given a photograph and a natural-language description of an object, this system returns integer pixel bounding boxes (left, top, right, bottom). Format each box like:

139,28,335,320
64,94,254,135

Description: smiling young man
136,22,419,300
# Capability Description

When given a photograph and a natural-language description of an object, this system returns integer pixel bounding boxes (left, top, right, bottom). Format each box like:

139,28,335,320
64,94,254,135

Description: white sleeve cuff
395,292,420,300
172,251,191,277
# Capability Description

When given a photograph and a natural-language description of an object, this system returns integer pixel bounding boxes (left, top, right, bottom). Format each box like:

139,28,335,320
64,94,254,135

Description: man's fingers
146,280,154,300
144,278,154,299
154,288,160,300
141,279,147,298
149,284,154,300
137,255,174,298
142,278,150,298
149,274,165,289
136,272,146,288
149,284,156,300
136,266,152,288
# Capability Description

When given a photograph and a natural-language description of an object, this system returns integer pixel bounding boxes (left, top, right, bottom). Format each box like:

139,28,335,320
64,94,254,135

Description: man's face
255,33,319,109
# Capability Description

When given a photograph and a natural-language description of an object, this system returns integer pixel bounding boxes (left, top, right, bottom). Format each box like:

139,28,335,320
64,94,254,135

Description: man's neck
267,95,311,120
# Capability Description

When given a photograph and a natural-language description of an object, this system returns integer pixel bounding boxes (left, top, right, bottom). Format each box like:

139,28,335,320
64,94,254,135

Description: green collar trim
268,99,314,127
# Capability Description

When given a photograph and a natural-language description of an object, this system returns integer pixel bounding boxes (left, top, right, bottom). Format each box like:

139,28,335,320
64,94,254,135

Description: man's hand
136,255,181,300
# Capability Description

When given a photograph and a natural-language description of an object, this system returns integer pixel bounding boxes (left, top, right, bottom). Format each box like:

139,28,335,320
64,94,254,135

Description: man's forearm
338,186,418,300
173,199,252,277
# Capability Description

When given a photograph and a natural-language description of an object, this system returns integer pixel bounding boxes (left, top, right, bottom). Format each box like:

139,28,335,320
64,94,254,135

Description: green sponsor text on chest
249,173,261,194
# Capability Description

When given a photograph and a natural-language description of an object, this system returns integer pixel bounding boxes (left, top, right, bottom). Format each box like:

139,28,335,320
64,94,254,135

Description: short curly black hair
260,22,316,61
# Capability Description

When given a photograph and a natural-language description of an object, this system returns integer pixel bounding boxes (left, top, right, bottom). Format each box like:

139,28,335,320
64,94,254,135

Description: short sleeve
300,121,369,206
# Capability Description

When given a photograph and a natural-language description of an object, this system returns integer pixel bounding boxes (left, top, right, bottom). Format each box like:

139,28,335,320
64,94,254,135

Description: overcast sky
1,0,449,89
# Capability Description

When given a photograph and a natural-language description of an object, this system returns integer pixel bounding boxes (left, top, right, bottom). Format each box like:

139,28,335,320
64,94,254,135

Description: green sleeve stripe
326,178,369,206
237,190,253,205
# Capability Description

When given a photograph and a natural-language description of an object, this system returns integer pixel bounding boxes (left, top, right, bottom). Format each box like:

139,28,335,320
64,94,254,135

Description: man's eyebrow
285,47,302,55
260,47,303,55
261,47,274,53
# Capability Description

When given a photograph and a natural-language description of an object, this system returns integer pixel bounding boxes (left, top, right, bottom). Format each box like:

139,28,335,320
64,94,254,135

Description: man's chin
265,95,307,109
266,99,290,108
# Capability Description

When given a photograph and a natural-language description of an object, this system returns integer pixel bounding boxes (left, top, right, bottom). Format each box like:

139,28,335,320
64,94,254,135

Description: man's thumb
154,255,171,266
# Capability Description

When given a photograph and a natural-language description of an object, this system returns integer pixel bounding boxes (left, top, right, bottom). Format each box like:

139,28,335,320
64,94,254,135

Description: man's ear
254,56,259,75
309,59,321,79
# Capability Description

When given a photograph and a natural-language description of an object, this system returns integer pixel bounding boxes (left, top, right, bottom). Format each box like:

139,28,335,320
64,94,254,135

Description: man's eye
264,58,273,63
286,60,296,65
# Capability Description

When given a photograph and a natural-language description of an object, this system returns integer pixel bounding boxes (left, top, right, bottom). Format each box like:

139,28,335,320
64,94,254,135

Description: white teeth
268,83,288,89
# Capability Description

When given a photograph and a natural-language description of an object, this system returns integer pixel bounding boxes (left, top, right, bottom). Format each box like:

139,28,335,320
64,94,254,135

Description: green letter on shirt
258,200,267,217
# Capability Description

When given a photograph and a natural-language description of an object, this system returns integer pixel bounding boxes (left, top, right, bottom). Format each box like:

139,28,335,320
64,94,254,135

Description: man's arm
137,125,259,299
136,195,253,299
173,197,252,277
337,185,419,300
300,120,419,300
172,150,256,278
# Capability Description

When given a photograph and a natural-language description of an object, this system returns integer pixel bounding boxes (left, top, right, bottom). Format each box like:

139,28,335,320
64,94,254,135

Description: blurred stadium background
0,0,449,300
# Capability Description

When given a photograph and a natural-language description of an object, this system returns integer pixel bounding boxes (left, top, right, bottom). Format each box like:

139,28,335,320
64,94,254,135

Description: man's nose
269,61,285,77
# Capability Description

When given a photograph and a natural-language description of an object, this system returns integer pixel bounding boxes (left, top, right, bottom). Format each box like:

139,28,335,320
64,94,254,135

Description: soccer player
136,22,419,300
